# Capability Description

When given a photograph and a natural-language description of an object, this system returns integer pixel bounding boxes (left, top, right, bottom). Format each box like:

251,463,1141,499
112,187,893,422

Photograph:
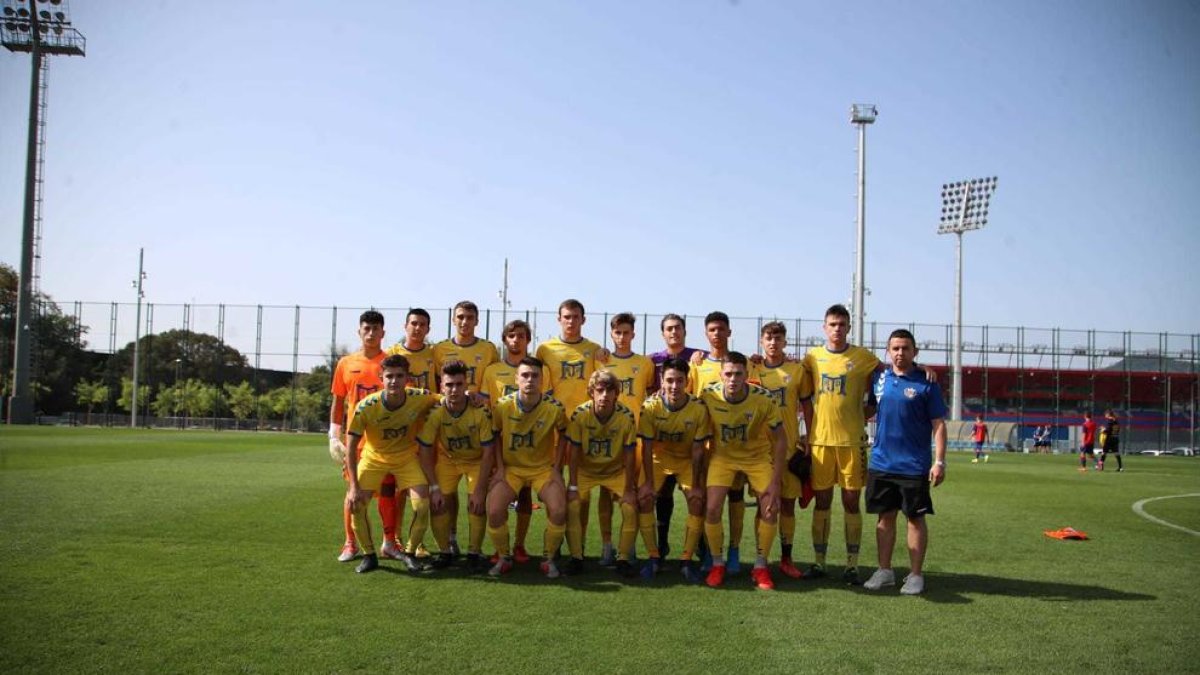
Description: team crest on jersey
561,360,586,380
904,387,917,399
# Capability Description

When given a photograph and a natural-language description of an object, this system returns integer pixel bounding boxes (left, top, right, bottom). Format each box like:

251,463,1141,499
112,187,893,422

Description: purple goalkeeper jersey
649,346,704,392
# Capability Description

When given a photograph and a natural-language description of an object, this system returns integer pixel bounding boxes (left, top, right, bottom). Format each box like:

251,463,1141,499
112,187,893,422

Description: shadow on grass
912,571,1156,604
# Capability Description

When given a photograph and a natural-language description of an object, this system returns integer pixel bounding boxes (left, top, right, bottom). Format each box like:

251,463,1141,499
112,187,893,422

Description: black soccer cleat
566,557,585,576
615,560,638,579
431,553,453,570
355,553,379,574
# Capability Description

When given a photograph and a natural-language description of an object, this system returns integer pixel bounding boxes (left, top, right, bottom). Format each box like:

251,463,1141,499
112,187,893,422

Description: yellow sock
638,511,660,559
432,510,451,552
729,500,746,550
351,504,375,554
683,514,704,560
812,508,831,566
780,514,796,548
617,502,637,562
756,518,779,561
845,511,862,568
468,513,487,555
488,522,511,557
544,520,566,559
704,521,725,563
406,496,430,555
566,499,584,559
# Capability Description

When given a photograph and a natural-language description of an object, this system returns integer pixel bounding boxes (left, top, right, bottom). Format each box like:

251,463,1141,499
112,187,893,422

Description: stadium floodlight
938,176,998,421
3,0,85,424
131,249,146,428
850,104,877,346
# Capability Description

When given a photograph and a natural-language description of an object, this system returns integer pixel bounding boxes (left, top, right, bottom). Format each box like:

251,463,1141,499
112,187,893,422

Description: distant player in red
971,415,989,464
1079,412,1097,471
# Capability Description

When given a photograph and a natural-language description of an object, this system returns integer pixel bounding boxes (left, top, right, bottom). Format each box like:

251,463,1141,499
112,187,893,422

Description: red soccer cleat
779,557,805,579
751,566,775,591
706,564,727,588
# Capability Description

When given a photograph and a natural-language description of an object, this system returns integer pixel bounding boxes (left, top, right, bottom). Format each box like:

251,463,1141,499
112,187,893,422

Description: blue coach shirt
868,367,947,476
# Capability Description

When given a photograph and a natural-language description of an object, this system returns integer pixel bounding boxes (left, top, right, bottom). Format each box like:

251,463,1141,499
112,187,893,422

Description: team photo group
329,299,947,593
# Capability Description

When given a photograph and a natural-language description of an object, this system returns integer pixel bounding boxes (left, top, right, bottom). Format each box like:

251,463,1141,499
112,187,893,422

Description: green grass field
1,427,1198,673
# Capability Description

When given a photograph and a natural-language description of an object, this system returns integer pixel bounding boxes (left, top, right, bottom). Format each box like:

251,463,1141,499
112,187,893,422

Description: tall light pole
850,104,877,347
130,248,146,428
938,177,998,421
497,258,512,329
2,0,85,424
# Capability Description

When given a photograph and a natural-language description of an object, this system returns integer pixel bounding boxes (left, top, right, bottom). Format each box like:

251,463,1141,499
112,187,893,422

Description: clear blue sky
4,0,1199,351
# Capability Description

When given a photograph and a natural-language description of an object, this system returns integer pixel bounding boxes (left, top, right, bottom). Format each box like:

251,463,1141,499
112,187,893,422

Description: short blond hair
587,369,620,396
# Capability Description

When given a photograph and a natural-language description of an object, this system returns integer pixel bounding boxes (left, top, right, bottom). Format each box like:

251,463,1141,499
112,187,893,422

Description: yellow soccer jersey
602,353,655,419
416,401,495,462
567,401,638,478
688,355,724,397
480,358,552,406
433,338,499,394
700,383,782,463
349,388,440,464
638,394,711,461
802,345,881,447
536,336,601,411
491,393,567,470
750,360,812,448
388,342,438,391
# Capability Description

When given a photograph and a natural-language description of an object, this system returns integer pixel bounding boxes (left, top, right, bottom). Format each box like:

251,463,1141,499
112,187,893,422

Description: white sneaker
863,568,896,590
337,542,359,563
900,574,925,595
379,540,404,560
541,559,561,579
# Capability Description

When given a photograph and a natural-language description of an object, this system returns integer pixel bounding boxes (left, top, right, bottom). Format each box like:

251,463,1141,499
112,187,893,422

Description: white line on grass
1131,493,1200,537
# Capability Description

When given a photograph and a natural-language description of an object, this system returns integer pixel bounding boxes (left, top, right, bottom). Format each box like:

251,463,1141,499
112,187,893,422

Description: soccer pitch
1,428,1197,673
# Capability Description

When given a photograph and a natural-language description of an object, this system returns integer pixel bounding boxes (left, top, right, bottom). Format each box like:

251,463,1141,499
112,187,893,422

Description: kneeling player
417,360,496,571
485,357,570,578
566,370,657,577
700,352,787,590
346,354,440,574
639,357,710,581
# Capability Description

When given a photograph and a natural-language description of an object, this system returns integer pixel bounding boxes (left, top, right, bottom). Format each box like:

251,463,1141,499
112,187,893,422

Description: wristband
430,485,441,492
934,460,946,468
568,486,578,492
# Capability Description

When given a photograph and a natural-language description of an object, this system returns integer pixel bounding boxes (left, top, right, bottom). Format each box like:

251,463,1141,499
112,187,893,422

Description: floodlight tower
850,104,877,346
2,0,85,424
130,249,146,428
938,176,998,421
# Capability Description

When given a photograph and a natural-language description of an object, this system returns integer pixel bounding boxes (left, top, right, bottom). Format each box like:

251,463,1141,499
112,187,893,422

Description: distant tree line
2,262,339,430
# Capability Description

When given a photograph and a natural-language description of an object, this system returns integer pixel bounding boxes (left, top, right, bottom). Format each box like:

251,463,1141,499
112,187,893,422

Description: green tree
224,382,257,421
117,377,151,414
74,379,109,425
152,383,182,417
111,329,249,390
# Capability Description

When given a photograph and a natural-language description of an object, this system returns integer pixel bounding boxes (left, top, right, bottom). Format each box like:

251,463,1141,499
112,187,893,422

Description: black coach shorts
866,471,934,519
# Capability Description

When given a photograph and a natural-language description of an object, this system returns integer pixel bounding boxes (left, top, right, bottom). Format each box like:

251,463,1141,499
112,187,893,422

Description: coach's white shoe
863,568,895,591
900,573,925,595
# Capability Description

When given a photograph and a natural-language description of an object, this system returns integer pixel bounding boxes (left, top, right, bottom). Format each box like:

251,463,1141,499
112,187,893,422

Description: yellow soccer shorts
356,454,427,493
707,455,773,493
577,471,628,500
652,454,695,492
435,455,482,496
503,464,557,496
810,445,866,491
780,449,803,499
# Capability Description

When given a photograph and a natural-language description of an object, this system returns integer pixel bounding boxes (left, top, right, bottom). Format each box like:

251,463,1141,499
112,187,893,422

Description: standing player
801,304,881,584
485,357,570,578
646,313,704,559
639,357,711,582
691,311,748,573
971,414,990,463
536,299,611,561
345,354,440,574
598,312,655,563
1078,411,1097,472
750,321,813,579
434,301,499,555
700,352,786,590
565,371,658,577
416,361,496,571
480,319,547,563
862,329,947,595
329,310,391,563
385,307,437,554
1099,409,1124,472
